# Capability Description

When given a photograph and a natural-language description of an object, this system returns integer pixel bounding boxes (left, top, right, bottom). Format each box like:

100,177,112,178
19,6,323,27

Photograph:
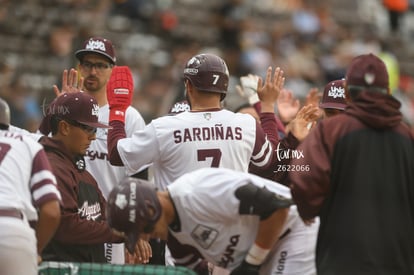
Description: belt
0,209,23,219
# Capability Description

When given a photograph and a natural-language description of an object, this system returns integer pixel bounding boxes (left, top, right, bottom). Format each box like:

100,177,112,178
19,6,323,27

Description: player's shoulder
152,111,183,125
126,105,143,116
232,111,256,120
0,130,43,151
126,105,145,121
125,106,146,129
216,109,255,120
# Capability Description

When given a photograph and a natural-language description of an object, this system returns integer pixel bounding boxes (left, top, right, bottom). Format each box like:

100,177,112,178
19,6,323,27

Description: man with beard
49,37,147,264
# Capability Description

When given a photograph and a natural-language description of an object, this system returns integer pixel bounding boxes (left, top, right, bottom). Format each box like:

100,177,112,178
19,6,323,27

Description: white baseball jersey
86,104,146,198
118,109,272,190
9,125,43,141
0,130,61,220
0,130,61,275
85,104,145,264
167,168,317,274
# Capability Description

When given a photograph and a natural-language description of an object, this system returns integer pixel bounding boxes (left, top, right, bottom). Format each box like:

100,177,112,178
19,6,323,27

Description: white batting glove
236,74,260,105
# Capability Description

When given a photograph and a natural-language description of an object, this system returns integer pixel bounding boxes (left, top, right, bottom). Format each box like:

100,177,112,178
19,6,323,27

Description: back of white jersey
118,110,257,190
0,130,60,220
167,167,297,270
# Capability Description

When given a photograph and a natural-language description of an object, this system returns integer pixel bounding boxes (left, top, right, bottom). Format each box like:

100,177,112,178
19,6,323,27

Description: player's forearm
260,112,280,144
54,215,123,244
255,207,289,249
108,120,126,166
36,200,61,253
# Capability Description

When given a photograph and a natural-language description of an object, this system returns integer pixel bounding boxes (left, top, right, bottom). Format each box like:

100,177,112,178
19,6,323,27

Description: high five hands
257,66,285,113
53,68,84,97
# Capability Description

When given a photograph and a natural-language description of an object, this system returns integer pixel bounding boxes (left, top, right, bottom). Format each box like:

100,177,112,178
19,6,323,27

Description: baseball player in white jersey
107,53,285,190
73,37,147,199
93,67,146,264
86,101,146,198
106,168,318,275
113,108,272,190
106,53,310,270
0,98,61,275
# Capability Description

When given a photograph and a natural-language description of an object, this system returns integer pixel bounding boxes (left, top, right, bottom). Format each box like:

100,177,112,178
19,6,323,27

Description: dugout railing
38,261,196,275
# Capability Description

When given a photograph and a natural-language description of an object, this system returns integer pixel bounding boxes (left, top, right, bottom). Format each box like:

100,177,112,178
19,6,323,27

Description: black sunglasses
65,119,97,135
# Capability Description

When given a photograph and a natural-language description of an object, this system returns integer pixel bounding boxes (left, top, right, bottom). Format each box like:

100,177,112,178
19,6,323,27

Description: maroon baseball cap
75,37,116,64
46,92,110,129
345,53,389,90
319,79,347,110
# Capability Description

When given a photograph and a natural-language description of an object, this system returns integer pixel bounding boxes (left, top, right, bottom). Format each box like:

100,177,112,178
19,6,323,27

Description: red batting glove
107,66,134,123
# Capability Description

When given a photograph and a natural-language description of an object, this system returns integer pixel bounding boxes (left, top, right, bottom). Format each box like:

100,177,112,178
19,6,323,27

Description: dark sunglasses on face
80,61,113,72
65,119,97,135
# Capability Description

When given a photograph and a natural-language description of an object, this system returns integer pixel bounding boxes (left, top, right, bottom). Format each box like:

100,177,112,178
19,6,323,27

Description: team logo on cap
85,39,106,52
364,73,375,85
92,104,99,117
328,85,345,99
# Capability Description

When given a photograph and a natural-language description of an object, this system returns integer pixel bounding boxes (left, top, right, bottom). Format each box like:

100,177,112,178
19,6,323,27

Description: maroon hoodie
40,137,123,263
289,91,414,274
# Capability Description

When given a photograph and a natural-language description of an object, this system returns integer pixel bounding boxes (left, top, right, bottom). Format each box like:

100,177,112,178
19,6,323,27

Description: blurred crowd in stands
1,0,414,131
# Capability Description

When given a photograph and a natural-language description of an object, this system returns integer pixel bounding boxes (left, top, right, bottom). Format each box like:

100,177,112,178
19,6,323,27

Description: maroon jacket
289,91,414,274
40,137,123,263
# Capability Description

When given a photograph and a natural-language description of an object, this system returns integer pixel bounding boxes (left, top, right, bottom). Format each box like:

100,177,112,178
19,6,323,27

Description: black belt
0,209,23,219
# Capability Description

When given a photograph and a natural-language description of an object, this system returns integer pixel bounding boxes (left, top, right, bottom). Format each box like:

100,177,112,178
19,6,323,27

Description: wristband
245,243,270,266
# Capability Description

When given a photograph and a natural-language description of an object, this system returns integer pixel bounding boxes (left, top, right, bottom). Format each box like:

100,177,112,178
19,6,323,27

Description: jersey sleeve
250,113,279,171
117,122,160,175
125,106,146,135
107,120,128,166
250,113,302,185
31,148,61,207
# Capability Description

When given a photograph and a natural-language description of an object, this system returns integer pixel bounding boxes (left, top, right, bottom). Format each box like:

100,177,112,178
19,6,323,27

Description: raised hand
304,87,322,107
286,104,320,141
107,66,134,123
257,66,285,113
276,88,301,124
53,68,84,97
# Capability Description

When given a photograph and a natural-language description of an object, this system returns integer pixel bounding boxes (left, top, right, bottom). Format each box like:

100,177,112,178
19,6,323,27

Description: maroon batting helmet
183,53,229,96
106,177,161,253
